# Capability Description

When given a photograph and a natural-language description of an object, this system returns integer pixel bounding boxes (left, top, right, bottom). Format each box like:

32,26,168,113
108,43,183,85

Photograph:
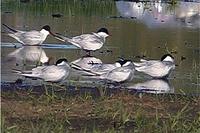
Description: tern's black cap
161,54,174,61
56,58,68,65
116,58,132,66
97,28,109,35
42,25,51,31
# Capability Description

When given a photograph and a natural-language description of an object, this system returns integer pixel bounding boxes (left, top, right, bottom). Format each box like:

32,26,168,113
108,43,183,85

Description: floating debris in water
4,11,12,14
106,49,113,53
130,17,137,19
99,51,104,54
20,0,30,3
171,50,178,54
193,49,200,53
181,56,186,61
142,54,146,58
108,16,137,20
108,16,123,19
184,41,193,48
52,13,63,18
168,1,177,5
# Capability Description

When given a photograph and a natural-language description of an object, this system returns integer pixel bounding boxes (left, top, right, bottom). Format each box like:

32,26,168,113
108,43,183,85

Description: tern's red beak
49,31,56,37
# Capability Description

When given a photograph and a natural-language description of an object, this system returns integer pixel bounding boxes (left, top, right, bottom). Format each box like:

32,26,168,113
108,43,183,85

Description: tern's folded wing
17,31,43,45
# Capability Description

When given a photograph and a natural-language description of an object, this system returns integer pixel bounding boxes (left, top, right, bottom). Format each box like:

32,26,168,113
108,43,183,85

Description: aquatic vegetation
2,0,116,17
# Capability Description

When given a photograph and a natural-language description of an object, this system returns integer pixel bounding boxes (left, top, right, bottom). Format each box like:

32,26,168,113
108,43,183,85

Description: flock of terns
2,24,175,84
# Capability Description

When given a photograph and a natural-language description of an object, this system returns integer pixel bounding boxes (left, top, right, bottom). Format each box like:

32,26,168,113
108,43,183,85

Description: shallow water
1,0,200,95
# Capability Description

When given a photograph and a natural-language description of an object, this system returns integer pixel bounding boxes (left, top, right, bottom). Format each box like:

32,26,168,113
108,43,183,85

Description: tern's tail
2,24,18,33
134,66,146,72
53,33,70,42
12,69,38,78
53,33,82,49
132,62,143,67
12,69,22,74
71,63,100,76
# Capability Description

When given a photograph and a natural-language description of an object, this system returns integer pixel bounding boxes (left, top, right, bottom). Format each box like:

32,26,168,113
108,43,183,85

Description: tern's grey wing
91,64,116,74
135,61,164,71
142,60,159,66
135,61,173,78
66,33,105,50
19,66,46,74
17,31,43,45
20,65,69,82
31,66,47,74
71,34,103,45
133,60,158,67
19,66,47,78
102,67,133,82
40,65,69,82
72,34,91,41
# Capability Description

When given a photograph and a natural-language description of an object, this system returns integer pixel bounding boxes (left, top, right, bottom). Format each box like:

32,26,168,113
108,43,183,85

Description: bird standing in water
133,54,175,78
52,28,110,55
2,24,54,45
13,58,70,83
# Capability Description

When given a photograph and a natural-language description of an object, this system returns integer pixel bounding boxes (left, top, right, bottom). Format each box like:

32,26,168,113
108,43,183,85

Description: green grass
1,86,200,132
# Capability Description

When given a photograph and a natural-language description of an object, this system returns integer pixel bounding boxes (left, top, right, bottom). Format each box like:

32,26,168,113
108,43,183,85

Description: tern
53,28,109,53
133,54,175,78
13,58,70,82
100,59,134,83
85,58,134,76
2,24,54,45
85,59,134,83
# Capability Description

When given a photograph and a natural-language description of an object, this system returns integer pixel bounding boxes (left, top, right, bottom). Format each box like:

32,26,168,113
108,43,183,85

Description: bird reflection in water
127,79,174,94
6,46,49,66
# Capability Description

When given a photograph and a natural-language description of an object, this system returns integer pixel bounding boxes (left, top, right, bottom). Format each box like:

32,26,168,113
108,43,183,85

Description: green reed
2,0,116,17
